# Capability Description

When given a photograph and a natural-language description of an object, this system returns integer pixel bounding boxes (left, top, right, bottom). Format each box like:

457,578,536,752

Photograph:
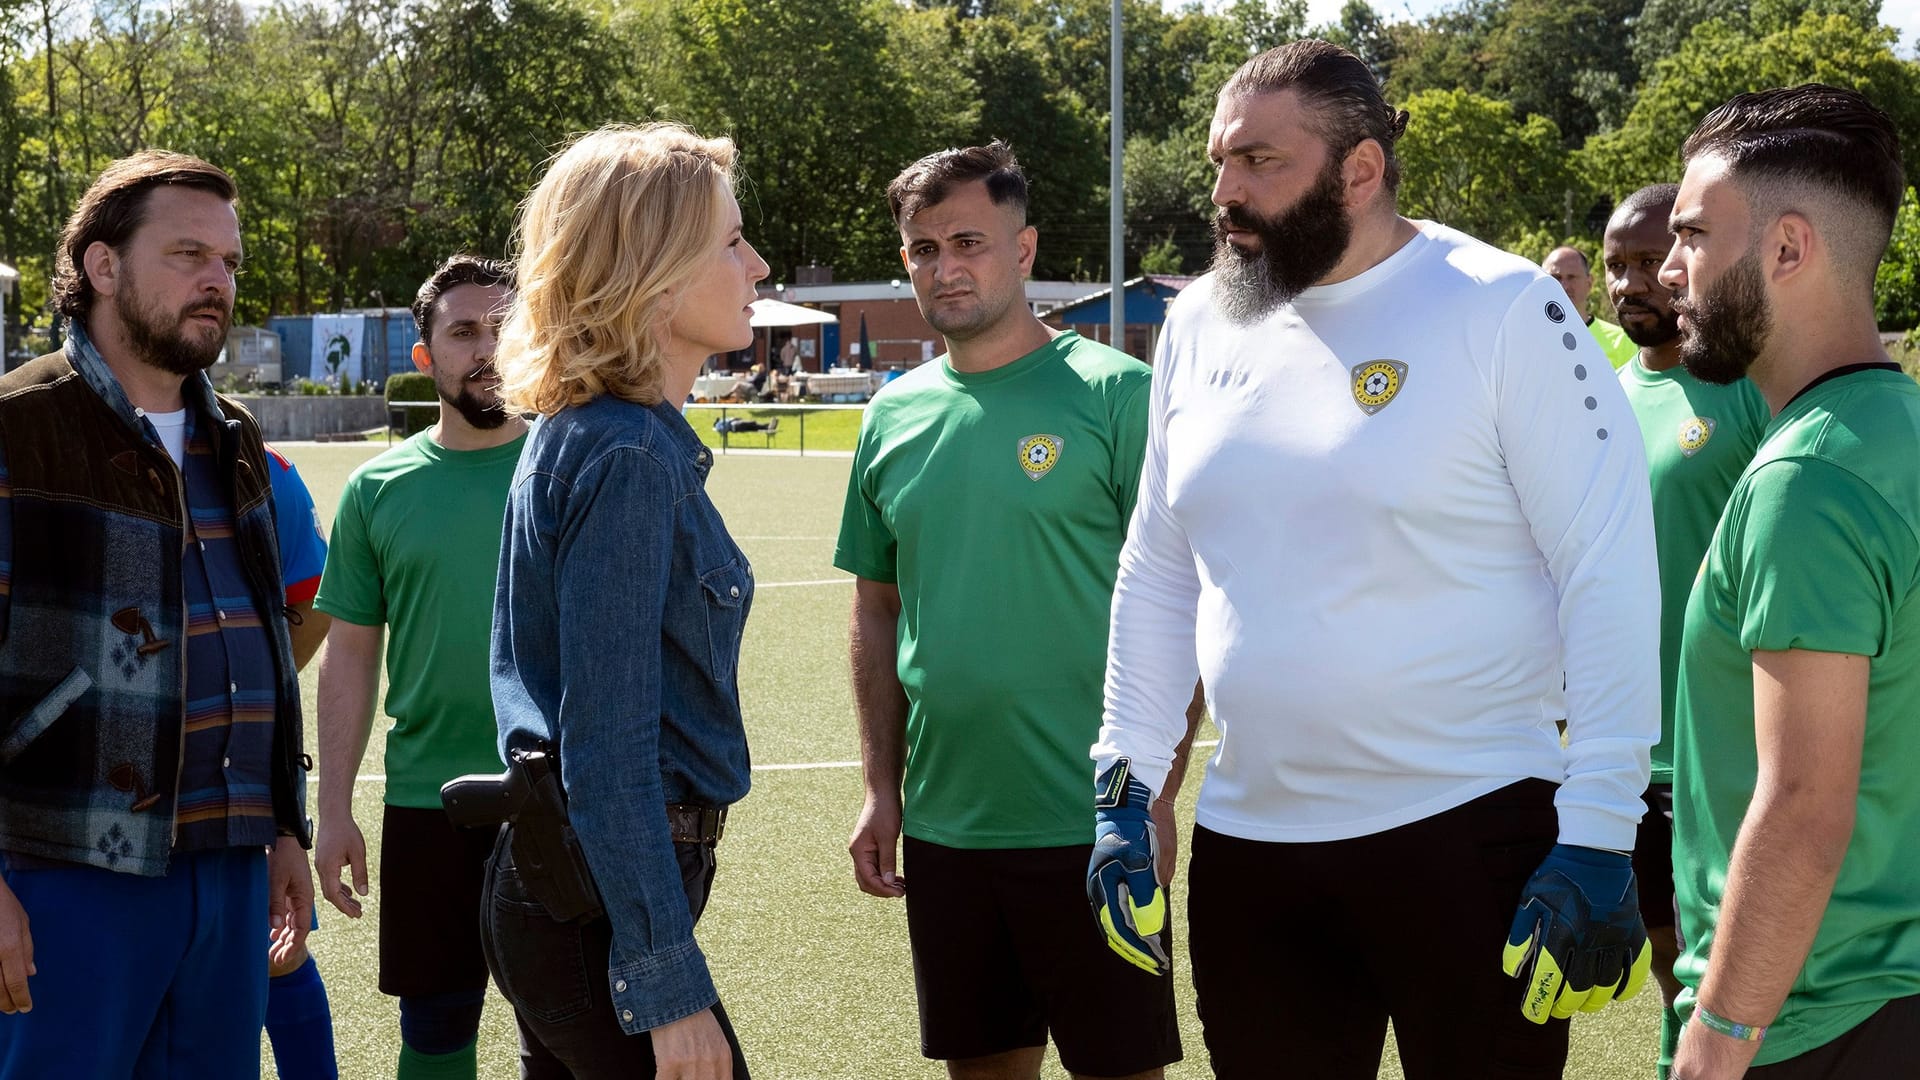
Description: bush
384,372,438,436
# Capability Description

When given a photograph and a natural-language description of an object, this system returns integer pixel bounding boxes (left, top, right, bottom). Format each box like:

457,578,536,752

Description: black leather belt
668,804,727,845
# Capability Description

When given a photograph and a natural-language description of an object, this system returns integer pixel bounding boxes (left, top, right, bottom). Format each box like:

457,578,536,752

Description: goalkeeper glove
1086,758,1170,976
1503,843,1652,1023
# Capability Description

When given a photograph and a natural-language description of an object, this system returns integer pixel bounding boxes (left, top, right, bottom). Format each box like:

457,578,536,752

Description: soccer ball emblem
1364,371,1391,397
1677,416,1715,456
1017,434,1064,479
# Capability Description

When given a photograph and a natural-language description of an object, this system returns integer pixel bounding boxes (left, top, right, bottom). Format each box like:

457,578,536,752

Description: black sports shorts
1188,779,1571,1079
1747,993,1920,1078
1633,784,1676,930
902,836,1182,1077
378,803,498,998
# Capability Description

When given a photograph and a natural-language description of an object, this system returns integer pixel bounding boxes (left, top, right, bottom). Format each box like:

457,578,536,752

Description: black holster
441,746,605,923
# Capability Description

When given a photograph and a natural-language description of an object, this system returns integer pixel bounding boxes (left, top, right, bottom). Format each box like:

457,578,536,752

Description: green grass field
272,442,1663,1080
683,405,863,454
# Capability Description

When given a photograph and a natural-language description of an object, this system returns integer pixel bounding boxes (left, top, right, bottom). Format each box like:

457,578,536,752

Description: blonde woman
484,123,768,1079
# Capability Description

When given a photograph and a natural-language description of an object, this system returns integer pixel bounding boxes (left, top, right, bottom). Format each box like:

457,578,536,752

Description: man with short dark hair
838,141,1192,1080
1091,39,1659,1077
1605,182,1770,1080
312,254,526,1080
1662,84,1920,1080
0,150,314,1076
1544,245,1638,368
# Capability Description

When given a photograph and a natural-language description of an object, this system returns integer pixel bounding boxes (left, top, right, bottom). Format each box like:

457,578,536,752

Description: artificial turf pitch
272,441,1661,1079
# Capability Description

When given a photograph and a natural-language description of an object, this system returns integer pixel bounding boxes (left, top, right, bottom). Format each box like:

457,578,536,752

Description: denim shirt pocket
696,560,750,685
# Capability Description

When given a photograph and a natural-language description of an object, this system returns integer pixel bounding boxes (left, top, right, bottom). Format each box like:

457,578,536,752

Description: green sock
396,1040,477,1080
1658,1000,1681,1080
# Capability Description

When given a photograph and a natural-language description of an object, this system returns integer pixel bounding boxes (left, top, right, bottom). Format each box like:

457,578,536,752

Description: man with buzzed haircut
1604,182,1770,1080
1662,84,1920,1079
838,141,1190,1080
1544,245,1638,369
313,255,526,1080
1091,40,1659,1078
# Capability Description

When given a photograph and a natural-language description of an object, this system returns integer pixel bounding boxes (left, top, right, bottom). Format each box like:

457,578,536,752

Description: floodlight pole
1109,0,1125,353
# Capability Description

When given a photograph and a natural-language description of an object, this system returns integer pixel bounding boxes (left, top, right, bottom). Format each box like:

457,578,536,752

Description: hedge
384,372,438,437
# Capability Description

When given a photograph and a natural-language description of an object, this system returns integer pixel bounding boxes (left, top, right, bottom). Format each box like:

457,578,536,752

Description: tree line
2,0,1917,350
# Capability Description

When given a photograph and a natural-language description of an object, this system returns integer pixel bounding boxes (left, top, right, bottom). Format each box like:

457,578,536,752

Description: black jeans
480,826,750,1079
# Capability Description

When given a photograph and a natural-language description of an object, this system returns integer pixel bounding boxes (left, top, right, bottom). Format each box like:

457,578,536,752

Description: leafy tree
1316,0,1398,85
667,0,974,281
1396,88,1584,248
1582,12,1920,201
1629,0,1881,74
1877,187,1920,331
953,11,1107,278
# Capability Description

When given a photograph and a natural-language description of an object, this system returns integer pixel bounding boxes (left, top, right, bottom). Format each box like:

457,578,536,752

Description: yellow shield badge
1677,416,1716,458
1351,359,1408,416
1018,434,1064,481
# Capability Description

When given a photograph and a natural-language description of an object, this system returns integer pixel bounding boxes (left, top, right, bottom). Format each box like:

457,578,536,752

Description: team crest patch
1351,359,1408,416
1017,434,1064,480
1677,416,1716,457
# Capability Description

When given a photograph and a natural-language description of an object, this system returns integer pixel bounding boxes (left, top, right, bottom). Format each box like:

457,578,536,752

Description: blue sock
266,956,339,1080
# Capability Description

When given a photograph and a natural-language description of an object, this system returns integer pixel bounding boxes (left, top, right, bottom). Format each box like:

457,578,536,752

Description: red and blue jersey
265,445,328,606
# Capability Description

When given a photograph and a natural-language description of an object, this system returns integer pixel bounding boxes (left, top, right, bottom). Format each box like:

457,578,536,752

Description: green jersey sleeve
1731,458,1916,658
1110,370,1151,524
833,419,897,583
314,475,386,626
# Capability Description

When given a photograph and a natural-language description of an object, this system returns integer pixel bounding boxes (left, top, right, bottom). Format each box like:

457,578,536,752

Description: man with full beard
0,151,315,1075
1604,182,1769,1080
1661,86,1920,1080
1087,40,1660,1077
312,255,526,1080
839,142,1194,1079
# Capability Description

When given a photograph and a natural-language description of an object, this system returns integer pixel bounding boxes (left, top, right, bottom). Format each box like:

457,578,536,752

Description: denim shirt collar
66,321,234,449
650,400,714,481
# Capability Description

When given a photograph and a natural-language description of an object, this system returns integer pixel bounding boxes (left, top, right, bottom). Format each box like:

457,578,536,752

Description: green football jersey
316,430,525,808
1589,318,1638,369
834,331,1150,849
1673,367,1920,1065
1618,358,1769,783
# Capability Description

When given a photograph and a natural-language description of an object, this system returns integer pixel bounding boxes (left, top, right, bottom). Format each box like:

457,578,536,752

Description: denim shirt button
615,979,627,992
621,1009,634,1023
729,585,740,598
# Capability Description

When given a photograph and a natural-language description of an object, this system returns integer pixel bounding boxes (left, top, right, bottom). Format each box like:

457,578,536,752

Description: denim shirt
491,394,753,1034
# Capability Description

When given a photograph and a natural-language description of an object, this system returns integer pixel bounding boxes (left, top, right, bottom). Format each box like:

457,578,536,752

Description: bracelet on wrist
1694,1003,1767,1043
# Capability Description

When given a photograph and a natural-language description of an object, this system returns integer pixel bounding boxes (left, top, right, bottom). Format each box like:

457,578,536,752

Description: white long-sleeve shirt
1094,221,1658,851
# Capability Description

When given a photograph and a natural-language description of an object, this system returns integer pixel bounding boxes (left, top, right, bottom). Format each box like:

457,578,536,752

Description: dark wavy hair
51,150,237,319
411,254,515,344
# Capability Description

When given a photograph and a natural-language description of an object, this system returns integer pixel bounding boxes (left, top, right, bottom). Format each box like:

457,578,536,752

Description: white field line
333,740,1223,784
755,577,853,589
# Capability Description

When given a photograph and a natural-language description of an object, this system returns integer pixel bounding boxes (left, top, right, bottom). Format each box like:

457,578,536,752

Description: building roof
1050,276,1196,327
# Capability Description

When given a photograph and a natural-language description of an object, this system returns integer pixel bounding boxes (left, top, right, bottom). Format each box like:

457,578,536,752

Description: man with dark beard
1660,86,1920,1080
1605,183,1769,1080
312,255,527,1080
0,151,315,1076
838,142,1194,1080
1089,40,1661,1078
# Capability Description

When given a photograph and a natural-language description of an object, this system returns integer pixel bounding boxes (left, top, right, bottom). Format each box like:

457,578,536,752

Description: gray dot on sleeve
1585,396,1597,410
1562,332,1578,350
1574,364,1587,380
1597,428,1609,440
